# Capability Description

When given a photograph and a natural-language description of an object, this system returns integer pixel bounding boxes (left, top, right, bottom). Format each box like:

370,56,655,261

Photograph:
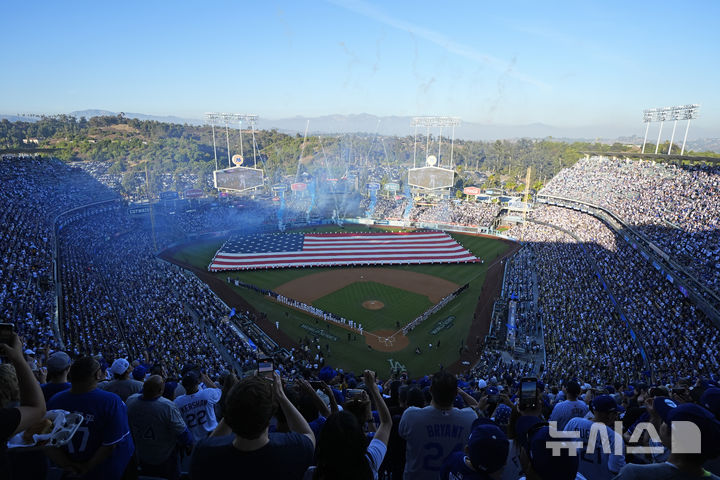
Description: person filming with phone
190,371,315,479
0,330,47,474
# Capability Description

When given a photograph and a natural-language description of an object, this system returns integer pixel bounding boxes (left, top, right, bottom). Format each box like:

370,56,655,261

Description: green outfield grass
166,226,511,375
312,281,433,331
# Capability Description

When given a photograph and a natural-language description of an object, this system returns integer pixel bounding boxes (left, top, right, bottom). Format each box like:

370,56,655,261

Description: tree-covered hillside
1,114,640,194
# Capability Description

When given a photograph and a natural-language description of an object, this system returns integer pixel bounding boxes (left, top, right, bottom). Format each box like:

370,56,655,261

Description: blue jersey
41,382,71,404
48,388,134,480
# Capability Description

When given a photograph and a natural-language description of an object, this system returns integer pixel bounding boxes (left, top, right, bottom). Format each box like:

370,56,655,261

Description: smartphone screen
258,358,274,378
520,378,537,410
0,323,14,345
347,388,364,398
0,323,13,362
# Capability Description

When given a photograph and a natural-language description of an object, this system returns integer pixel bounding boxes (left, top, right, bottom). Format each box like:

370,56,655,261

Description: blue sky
2,0,718,135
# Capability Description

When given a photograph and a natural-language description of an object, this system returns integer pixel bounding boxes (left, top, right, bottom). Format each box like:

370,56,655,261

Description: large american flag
208,231,478,271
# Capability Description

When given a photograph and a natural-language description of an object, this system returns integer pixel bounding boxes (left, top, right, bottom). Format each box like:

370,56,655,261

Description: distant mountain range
3,110,719,152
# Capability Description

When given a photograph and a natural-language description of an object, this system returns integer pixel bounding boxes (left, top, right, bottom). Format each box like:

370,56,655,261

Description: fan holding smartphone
257,358,274,379
519,377,540,413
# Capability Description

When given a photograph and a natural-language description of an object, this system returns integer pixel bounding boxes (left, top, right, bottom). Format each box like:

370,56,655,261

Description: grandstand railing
537,194,720,327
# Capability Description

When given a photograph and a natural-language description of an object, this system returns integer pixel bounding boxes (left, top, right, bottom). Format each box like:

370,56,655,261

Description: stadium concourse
1,154,720,480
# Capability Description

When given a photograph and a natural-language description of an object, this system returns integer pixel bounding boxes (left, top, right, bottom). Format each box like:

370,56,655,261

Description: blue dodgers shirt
47,388,134,480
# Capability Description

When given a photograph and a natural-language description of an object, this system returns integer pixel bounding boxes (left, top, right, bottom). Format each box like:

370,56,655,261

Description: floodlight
640,104,700,155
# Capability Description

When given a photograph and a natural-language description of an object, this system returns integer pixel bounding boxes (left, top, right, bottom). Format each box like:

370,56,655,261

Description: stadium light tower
228,114,259,167
654,108,667,154
641,104,699,155
679,104,700,155
204,112,222,171
411,117,461,168
222,113,232,167
206,113,260,168
641,109,655,154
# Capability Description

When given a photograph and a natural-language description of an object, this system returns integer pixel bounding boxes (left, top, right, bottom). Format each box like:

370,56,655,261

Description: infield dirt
274,268,459,304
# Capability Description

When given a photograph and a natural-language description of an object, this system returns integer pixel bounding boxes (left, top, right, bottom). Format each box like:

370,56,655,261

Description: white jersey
174,387,221,440
399,405,477,480
565,417,625,480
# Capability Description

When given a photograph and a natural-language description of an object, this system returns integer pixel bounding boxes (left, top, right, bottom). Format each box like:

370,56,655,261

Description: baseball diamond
161,225,515,374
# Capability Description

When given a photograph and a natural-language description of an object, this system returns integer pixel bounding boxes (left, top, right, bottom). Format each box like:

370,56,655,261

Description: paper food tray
7,410,84,449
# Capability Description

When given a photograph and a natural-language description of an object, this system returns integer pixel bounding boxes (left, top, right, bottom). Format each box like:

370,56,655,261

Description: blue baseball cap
592,394,625,413
467,423,509,473
528,426,580,480
653,396,679,421
700,387,720,419
318,366,337,382
657,401,720,457
46,352,72,373
470,416,496,430
132,365,147,381
492,404,512,425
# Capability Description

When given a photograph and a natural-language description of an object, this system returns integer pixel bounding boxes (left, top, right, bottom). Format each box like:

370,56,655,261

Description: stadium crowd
2,155,720,480
523,205,720,383
500,246,539,340
409,199,500,228
368,196,409,220
0,155,118,354
541,156,720,297
3,329,720,480
506,220,646,386
357,195,500,228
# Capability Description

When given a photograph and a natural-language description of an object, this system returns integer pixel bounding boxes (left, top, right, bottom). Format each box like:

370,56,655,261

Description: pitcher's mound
362,300,385,310
366,329,410,352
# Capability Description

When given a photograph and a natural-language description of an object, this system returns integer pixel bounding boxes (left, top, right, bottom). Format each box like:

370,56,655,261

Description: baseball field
162,225,515,376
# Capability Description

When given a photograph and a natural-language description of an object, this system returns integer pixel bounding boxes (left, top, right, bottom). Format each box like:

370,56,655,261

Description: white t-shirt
174,387,222,440
565,417,625,480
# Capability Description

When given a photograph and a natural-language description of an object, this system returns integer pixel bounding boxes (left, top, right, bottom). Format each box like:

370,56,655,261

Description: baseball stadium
2,3,720,475
3,111,720,478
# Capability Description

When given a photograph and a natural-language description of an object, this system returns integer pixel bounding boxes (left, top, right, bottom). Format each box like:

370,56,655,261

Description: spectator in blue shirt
46,356,135,480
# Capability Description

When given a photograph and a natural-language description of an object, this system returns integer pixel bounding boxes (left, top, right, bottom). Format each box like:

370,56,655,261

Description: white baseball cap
110,358,130,375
